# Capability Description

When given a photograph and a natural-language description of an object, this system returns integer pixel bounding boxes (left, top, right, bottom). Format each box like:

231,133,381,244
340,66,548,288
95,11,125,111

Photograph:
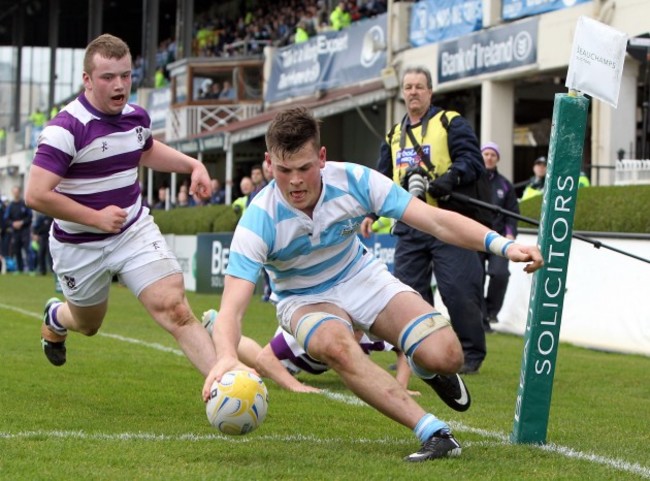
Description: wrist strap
484,231,514,257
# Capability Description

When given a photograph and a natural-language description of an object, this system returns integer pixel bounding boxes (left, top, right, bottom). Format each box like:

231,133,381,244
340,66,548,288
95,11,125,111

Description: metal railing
165,103,263,141
614,159,650,185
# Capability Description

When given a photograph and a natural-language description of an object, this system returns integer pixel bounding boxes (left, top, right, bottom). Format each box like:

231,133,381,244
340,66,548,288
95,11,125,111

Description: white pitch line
99,332,184,356
1,428,649,478
0,430,413,446
0,302,185,356
451,422,650,479
3,302,650,479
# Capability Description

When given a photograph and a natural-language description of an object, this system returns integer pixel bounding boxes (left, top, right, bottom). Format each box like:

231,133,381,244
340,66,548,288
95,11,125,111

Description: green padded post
511,93,590,444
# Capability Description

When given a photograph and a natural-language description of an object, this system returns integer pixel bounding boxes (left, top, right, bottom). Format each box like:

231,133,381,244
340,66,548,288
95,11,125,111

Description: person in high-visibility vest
294,21,309,43
29,108,47,147
521,156,547,201
232,176,253,217
330,1,351,31
0,126,6,154
154,67,167,88
30,108,46,128
371,216,393,234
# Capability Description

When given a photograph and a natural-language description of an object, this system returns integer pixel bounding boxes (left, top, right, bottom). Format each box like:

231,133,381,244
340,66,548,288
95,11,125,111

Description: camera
403,166,428,199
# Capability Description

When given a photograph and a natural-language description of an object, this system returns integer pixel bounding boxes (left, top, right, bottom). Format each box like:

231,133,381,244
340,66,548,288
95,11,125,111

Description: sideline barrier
169,231,649,357
499,233,650,357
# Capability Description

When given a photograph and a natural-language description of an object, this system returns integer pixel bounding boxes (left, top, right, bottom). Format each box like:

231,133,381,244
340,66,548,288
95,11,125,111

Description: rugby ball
206,370,269,435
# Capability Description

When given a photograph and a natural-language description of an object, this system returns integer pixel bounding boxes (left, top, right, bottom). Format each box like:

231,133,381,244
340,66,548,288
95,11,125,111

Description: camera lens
408,173,427,199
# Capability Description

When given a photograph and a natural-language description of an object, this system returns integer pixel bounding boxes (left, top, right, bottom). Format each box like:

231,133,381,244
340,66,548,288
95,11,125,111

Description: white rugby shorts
276,256,416,334
50,213,181,306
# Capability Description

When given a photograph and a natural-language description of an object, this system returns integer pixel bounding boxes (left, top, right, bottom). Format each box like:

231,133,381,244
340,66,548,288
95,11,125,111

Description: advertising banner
503,0,591,20
410,0,483,47
196,232,397,293
195,233,233,294
266,14,387,103
437,17,537,84
359,233,396,273
147,87,171,131
162,234,197,292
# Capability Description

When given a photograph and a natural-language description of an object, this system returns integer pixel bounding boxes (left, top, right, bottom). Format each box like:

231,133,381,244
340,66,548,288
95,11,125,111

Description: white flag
565,16,627,108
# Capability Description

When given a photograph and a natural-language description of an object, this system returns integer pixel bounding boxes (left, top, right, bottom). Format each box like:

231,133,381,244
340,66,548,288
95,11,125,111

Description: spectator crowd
133,0,387,90
0,185,53,276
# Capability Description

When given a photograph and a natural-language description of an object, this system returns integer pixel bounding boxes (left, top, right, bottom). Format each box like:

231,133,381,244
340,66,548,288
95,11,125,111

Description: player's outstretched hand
202,357,256,402
506,243,544,273
287,383,322,394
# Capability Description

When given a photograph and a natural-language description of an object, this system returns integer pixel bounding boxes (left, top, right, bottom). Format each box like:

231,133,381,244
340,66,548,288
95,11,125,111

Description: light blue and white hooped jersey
31,93,153,245
227,161,412,300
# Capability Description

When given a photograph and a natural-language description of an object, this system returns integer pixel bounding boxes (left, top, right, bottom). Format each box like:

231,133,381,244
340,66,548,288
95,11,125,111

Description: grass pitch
1,274,649,480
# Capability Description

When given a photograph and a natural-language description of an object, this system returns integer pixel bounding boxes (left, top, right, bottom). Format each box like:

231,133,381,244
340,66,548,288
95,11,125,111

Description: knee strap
398,311,450,357
294,312,353,357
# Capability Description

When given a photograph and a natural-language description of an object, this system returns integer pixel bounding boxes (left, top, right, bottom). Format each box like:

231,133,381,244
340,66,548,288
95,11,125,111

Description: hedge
150,185,650,235
518,185,650,233
151,204,240,234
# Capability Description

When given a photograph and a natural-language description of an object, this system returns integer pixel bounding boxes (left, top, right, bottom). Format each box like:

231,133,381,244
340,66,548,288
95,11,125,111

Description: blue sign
410,0,483,47
503,0,591,20
438,17,538,84
359,233,396,273
266,14,387,103
196,233,233,293
146,87,171,131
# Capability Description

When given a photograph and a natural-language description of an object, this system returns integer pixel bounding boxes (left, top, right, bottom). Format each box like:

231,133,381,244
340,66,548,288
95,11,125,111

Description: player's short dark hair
265,107,321,158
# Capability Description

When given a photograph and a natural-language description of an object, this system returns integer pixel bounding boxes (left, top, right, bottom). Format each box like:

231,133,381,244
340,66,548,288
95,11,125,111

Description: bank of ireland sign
437,17,537,84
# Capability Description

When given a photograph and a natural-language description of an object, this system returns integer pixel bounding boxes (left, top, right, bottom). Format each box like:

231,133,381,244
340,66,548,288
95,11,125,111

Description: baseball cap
480,141,500,159
534,156,547,165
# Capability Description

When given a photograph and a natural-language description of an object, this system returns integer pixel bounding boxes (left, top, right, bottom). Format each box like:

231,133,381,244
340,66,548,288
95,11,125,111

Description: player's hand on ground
95,205,128,233
287,383,322,394
507,244,544,273
202,357,256,402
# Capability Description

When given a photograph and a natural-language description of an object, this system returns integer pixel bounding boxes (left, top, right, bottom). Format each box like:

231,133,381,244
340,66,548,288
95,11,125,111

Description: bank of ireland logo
360,25,385,68
513,31,534,62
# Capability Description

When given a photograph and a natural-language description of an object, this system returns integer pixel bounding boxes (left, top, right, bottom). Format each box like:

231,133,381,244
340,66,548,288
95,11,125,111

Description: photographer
362,66,487,374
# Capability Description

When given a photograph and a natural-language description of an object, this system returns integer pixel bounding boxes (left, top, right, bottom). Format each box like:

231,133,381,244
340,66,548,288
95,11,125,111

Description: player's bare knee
316,335,358,371
78,325,100,336
167,299,195,328
429,347,464,374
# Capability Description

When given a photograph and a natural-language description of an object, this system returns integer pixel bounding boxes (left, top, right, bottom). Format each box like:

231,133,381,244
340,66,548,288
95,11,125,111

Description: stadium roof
0,0,179,52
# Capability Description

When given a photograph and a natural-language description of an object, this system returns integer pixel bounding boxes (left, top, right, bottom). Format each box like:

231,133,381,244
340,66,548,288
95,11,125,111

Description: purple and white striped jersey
269,326,395,375
31,93,153,245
